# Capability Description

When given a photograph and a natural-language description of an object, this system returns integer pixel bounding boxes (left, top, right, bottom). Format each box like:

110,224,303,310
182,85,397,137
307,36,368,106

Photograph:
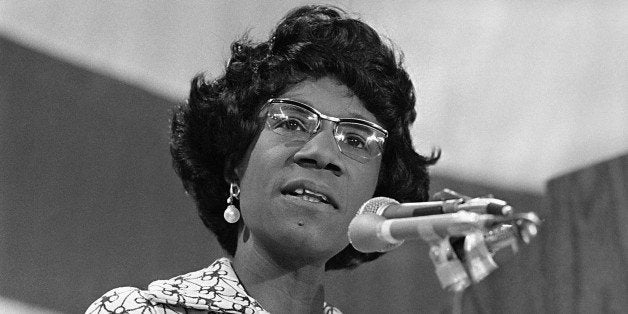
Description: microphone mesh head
350,197,404,252
358,197,399,215
348,213,404,253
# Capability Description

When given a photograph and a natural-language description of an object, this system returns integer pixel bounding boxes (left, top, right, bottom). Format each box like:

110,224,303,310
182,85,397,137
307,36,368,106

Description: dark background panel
541,154,628,313
0,36,223,313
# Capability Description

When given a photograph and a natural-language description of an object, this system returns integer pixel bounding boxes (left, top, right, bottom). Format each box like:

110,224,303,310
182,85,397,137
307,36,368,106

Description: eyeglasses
259,98,388,163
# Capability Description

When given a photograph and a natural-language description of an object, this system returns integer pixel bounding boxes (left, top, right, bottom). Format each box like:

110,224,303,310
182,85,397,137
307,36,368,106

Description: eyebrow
344,111,370,121
280,96,373,121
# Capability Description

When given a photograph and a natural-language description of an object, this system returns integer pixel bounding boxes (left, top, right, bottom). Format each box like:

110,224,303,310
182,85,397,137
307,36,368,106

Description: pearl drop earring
223,183,241,223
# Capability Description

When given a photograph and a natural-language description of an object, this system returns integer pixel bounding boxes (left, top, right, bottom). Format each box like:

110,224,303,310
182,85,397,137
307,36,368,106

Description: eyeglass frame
258,98,389,162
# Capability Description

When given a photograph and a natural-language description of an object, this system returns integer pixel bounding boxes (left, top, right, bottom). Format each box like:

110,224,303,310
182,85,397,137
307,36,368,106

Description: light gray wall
2,1,626,192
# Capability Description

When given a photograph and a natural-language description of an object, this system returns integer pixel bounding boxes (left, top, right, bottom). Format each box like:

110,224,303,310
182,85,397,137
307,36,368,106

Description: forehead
278,77,379,123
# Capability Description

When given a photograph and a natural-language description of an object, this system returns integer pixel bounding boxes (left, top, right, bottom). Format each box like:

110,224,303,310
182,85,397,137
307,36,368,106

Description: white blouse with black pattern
86,258,342,314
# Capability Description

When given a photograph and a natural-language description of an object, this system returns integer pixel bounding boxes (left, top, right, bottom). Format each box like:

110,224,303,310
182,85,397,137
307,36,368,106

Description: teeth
303,189,329,202
291,188,329,203
301,195,320,203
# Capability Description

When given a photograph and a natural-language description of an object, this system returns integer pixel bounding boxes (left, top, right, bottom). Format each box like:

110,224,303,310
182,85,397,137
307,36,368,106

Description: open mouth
288,188,329,203
283,187,334,207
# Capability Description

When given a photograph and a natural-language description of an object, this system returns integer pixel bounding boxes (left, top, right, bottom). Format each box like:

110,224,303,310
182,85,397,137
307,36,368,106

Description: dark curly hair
170,5,439,270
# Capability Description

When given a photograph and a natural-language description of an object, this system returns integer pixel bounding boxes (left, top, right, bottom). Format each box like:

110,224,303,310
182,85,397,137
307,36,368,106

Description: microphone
348,211,501,253
358,196,514,219
348,192,541,292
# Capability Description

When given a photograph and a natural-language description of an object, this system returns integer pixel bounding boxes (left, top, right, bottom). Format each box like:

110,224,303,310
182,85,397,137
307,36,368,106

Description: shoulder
85,286,203,314
85,286,149,313
324,301,343,314
85,258,235,313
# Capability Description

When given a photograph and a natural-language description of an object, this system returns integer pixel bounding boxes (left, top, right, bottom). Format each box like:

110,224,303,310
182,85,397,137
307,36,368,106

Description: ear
223,169,238,186
223,153,246,185
232,166,244,184
223,127,257,185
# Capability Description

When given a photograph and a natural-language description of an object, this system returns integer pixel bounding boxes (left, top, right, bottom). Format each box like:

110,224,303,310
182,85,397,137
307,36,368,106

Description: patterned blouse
86,258,342,314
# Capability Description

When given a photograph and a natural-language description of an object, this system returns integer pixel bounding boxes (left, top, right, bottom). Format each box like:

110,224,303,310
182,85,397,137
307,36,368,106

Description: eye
273,116,308,132
344,133,367,149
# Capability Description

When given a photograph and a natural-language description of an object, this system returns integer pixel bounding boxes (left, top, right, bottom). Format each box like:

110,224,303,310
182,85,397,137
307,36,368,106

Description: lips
289,188,329,203
280,180,338,209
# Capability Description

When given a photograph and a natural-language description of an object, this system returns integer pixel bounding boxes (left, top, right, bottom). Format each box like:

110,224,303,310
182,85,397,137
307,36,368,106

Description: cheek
343,160,382,214
361,159,382,193
236,133,286,218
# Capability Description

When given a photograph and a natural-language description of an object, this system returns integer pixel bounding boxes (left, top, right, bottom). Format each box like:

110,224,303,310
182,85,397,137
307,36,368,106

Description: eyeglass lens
264,102,385,163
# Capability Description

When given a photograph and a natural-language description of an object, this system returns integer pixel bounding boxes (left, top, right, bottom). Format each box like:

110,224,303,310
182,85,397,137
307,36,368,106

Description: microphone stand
428,190,542,313
348,189,542,312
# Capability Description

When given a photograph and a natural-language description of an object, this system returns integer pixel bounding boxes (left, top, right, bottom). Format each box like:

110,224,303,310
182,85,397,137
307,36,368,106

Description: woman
87,5,437,314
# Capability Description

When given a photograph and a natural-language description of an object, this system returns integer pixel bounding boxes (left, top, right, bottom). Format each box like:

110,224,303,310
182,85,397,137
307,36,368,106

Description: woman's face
237,77,382,264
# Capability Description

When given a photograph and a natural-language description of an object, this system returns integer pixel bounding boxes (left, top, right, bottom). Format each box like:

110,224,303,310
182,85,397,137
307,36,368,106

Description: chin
267,220,349,262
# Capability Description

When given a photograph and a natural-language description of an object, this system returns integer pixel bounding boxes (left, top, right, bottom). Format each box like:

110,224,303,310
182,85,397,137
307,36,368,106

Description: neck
232,230,327,314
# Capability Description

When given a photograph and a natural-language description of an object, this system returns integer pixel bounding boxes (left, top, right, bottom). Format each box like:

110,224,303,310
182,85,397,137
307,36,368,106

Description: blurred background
0,1,626,313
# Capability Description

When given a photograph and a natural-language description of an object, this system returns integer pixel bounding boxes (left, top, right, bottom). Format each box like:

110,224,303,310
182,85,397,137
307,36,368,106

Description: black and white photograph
1,1,627,313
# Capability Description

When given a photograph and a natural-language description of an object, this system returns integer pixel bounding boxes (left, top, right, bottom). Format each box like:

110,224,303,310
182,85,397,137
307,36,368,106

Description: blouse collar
146,257,341,314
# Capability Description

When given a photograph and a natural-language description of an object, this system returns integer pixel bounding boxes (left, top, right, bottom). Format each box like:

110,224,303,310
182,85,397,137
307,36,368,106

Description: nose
293,122,343,176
